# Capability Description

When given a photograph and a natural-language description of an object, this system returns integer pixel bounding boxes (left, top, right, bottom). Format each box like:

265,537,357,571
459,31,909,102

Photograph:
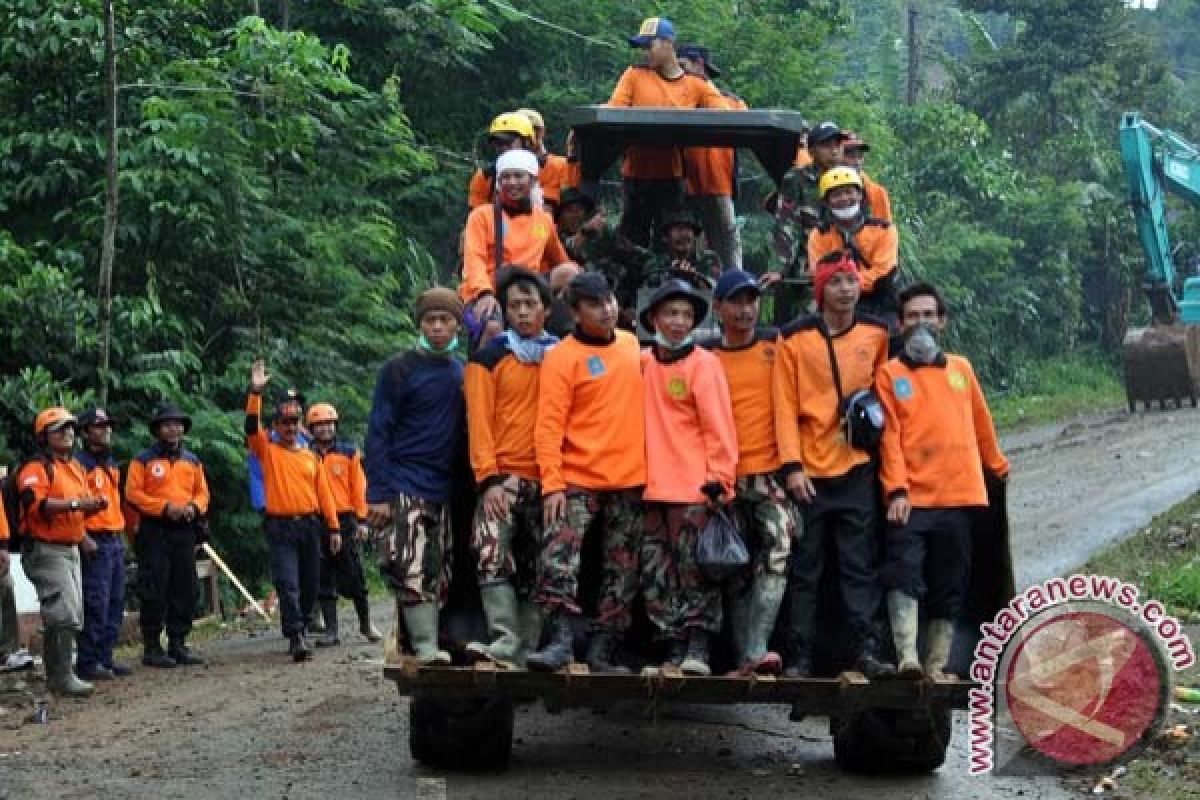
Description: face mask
903,323,941,365
418,334,458,356
654,330,694,351
831,203,860,222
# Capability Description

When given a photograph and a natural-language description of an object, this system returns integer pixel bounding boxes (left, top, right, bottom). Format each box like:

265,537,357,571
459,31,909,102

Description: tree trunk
97,0,118,406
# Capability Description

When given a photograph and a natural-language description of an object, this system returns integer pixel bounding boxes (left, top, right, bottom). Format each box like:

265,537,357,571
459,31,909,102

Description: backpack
3,455,53,551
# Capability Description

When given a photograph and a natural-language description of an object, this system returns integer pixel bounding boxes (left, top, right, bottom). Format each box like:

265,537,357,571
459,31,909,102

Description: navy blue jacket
365,349,465,504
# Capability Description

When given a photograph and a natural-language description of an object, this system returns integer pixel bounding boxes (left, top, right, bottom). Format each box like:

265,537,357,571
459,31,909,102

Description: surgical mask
831,203,861,222
654,330,694,351
903,323,941,365
418,334,459,356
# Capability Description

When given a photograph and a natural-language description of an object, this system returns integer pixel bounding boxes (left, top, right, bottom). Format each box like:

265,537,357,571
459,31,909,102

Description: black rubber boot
585,631,630,674
315,599,340,647
142,642,177,669
354,595,383,642
525,612,574,672
289,634,311,663
168,638,204,666
665,638,688,668
855,637,896,680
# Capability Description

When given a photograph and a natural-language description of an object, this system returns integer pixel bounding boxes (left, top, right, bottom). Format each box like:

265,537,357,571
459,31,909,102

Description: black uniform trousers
136,518,198,643
266,515,322,638
784,462,883,661
881,507,971,620
319,513,368,603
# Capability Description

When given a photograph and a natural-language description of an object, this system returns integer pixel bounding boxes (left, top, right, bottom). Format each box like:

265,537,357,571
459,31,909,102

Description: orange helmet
305,403,339,426
35,407,77,436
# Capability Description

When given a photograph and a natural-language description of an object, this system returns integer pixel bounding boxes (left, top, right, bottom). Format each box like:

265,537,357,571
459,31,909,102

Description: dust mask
831,203,861,222
903,323,941,365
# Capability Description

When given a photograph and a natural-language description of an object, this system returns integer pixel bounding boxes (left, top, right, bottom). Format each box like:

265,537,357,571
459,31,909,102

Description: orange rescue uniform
704,330,783,477
536,330,646,495
641,347,738,504
863,174,893,223
466,341,542,485
17,457,91,545
683,93,747,197
78,454,125,532
460,204,568,303
468,154,571,209
876,354,1009,507
773,314,889,478
246,393,339,531
126,446,210,520
607,65,727,180
313,444,368,520
807,219,898,294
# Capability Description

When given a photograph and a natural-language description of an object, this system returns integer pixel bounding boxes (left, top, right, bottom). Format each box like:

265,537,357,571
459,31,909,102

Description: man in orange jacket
807,166,900,323
773,252,894,679
517,108,570,210
639,279,738,676
247,361,341,662
461,148,572,345
608,17,728,249
876,283,1009,680
126,403,211,669
678,44,746,271
18,408,105,696
306,402,383,647
464,268,560,667
74,408,131,680
526,272,646,673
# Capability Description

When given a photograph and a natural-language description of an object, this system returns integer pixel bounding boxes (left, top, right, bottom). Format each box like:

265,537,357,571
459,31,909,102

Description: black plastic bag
695,506,750,582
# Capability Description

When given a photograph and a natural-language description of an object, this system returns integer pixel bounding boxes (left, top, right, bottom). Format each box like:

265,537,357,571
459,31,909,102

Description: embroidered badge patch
667,376,688,400
587,355,606,377
948,371,968,392
894,376,914,401
532,221,549,240
150,463,167,478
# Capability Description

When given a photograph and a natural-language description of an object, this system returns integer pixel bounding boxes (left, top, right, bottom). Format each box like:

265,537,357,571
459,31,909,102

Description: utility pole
98,0,118,405
906,5,919,106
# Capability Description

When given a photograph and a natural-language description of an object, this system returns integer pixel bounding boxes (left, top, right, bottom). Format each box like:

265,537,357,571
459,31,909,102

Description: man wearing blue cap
701,270,794,675
608,17,726,250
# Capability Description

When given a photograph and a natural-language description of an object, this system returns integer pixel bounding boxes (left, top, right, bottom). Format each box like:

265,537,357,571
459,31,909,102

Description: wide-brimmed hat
638,278,710,334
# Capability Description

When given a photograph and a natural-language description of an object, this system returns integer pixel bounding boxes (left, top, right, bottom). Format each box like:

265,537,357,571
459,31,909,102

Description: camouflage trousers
638,503,722,638
732,473,796,581
380,493,449,606
532,488,642,618
471,476,542,599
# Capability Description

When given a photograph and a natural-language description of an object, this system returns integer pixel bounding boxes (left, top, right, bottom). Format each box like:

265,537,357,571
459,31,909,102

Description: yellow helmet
488,112,535,141
305,402,339,426
516,108,545,130
817,166,864,198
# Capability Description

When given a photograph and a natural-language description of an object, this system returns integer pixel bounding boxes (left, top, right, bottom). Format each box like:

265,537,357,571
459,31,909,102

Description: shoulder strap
493,201,505,277
821,322,846,410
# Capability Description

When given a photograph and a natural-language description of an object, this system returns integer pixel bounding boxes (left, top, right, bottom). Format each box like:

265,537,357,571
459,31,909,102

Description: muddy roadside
2,407,1200,799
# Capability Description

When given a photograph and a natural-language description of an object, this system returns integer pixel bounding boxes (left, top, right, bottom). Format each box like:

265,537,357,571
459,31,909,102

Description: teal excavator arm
1119,111,1200,324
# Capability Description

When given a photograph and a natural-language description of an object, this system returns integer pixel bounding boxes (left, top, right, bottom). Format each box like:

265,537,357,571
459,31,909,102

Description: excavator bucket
1122,323,1200,411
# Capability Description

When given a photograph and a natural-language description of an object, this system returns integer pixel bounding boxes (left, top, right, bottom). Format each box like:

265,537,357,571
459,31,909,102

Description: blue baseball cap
629,17,675,47
713,269,761,302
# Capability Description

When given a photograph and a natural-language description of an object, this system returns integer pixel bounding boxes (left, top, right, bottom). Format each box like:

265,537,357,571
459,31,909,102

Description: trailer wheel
408,691,514,771
832,706,952,774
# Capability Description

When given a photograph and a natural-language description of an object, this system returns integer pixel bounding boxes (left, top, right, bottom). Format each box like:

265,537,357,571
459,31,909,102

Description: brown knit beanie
415,287,464,324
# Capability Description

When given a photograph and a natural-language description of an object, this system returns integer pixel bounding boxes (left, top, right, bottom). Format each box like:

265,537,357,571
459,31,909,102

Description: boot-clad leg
525,610,575,672
467,583,521,665
402,602,451,665
315,597,341,647
887,589,922,678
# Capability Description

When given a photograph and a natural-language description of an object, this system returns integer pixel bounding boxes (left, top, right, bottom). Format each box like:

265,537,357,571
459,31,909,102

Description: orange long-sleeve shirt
773,314,889,479
536,330,646,494
564,159,582,191
607,65,727,180
642,346,738,504
246,393,339,531
0,493,8,541
312,443,368,520
807,219,898,294
460,204,568,303
876,354,1010,508
684,92,746,197
126,444,211,519
17,456,89,545
466,339,542,485
467,154,571,209
863,173,893,223
703,330,783,477
77,451,125,533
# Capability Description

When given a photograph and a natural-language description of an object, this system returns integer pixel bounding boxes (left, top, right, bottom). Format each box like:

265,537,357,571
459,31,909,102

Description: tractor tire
832,706,953,775
408,691,514,771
